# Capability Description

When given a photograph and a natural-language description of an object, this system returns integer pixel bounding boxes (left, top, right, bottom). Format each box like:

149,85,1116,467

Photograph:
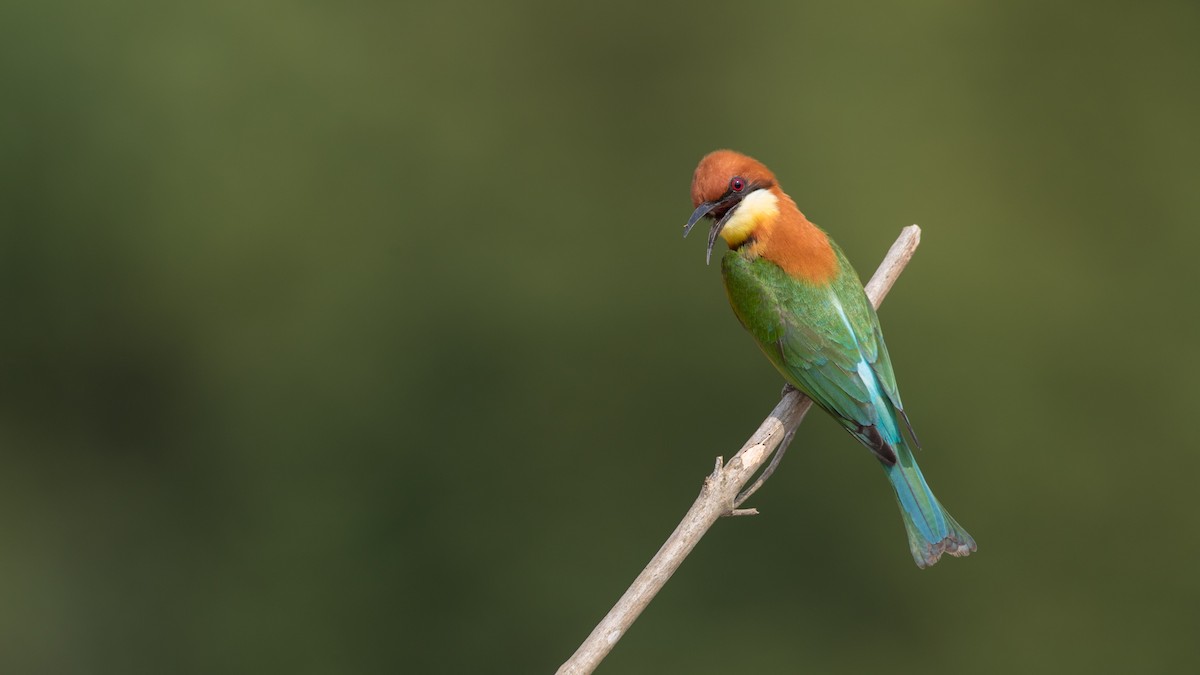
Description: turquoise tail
883,440,976,568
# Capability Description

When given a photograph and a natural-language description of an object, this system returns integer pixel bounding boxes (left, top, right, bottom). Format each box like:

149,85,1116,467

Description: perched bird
683,149,975,568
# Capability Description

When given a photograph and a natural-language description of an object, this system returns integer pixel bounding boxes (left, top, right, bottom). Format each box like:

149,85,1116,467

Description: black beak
682,202,716,238
682,195,743,265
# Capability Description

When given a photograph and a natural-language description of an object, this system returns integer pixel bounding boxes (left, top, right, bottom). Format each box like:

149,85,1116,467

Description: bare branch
734,399,805,508
556,225,922,675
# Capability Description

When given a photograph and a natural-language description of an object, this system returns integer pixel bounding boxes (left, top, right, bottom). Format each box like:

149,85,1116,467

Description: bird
682,149,975,568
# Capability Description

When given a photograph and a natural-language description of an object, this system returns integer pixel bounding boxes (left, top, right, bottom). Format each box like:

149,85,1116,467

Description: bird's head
684,150,779,264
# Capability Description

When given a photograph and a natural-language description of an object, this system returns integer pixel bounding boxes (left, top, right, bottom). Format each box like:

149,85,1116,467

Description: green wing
721,243,908,463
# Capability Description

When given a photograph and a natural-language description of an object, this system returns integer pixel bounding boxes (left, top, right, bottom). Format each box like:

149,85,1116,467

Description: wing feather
722,246,911,463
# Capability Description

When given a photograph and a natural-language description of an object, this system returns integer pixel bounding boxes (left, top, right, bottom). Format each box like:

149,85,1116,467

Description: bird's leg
780,382,798,399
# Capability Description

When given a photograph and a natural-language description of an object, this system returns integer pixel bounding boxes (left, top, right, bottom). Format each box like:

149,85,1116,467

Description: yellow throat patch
719,189,779,249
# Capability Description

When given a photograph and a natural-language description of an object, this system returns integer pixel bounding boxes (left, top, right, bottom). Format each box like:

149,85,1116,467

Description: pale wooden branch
556,225,922,675
735,418,801,508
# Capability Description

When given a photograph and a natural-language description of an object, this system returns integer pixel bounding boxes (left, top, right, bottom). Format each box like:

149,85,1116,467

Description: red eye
730,176,746,193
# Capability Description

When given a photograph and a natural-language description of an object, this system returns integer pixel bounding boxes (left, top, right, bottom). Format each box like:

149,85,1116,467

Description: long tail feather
883,440,976,568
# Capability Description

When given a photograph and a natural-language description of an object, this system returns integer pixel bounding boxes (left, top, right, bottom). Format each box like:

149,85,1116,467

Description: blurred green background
3,0,1199,672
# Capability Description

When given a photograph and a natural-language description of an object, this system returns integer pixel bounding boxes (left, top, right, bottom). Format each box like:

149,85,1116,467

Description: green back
721,241,908,457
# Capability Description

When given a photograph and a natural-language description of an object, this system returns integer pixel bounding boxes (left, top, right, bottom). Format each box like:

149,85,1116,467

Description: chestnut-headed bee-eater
683,149,975,568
